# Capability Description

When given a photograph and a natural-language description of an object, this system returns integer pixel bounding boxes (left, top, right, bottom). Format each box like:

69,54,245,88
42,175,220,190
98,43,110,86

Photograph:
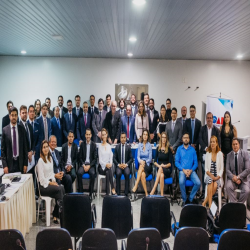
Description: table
0,173,36,237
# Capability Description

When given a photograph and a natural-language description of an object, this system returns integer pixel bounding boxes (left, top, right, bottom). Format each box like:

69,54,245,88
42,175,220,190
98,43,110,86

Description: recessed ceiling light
236,54,243,59
129,37,137,42
52,35,63,40
132,0,146,6
21,50,26,54
128,53,133,57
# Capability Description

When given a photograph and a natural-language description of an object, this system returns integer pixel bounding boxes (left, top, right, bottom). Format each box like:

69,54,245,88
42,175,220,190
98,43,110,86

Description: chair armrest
131,206,133,229
207,212,218,230
170,211,178,236
163,242,170,250
91,204,97,228
78,241,82,250
121,239,126,250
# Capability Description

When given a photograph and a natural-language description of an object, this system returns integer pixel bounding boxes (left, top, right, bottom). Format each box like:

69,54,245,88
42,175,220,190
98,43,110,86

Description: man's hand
232,175,238,182
182,169,188,176
236,179,241,185
113,139,117,144
133,142,136,144
150,134,154,140
106,163,112,169
55,172,63,180
84,165,90,172
28,151,33,162
79,140,83,146
191,144,196,149
119,164,124,169
23,166,27,174
4,167,9,174
66,165,72,172
108,138,112,144
205,147,209,152
170,146,174,152
98,131,101,138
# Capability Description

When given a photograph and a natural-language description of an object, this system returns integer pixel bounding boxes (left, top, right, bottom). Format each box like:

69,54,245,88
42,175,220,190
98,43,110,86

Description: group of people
1,93,250,223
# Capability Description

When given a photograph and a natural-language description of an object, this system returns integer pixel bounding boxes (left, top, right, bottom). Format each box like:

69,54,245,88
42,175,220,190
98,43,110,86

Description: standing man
104,101,121,144
177,106,187,128
144,93,150,112
1,107,28,173
130,94,138,117
88,95,98,117
103,94,111,112
77,102,92,144
226,138,250,203
72,95,83,117
53,95,68,119
45,97,54,119
121,104,136,143
77,129,97,199
117,99,126,117
62,100,77,141
166,98,172,122
147,98,159,143
60,131,77,184
113,132,133,196
51,107,63,147
2,101,19,129
92,98,107,143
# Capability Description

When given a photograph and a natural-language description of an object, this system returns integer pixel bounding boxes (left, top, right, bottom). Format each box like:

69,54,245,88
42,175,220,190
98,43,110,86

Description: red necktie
84,114,87,126
127,116,129,138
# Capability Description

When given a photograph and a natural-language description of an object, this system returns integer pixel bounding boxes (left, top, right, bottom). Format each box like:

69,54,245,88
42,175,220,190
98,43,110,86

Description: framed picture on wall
115,84,148,105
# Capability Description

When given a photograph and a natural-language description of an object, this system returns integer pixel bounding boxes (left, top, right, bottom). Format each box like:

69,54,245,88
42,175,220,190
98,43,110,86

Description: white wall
0,56,249,137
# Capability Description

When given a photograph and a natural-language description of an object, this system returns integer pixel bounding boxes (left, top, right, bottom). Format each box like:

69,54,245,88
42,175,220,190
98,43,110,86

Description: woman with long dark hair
135,101,149,141
34,99,41,118
156,105,169,139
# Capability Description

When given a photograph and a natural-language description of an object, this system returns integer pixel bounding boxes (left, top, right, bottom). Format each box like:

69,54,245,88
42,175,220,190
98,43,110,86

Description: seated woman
132,129,152,196
150,132,172,196
202,136,223,208
37,140,65,224
98,128,116,195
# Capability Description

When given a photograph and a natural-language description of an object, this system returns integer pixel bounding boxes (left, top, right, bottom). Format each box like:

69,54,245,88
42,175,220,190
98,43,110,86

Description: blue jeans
179,171,201,202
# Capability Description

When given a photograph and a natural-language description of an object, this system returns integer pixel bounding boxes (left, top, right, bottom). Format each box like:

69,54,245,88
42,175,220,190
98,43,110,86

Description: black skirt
144,164,153,177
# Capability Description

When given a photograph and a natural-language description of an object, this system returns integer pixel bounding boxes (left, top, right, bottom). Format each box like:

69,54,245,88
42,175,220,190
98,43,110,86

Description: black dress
221,127,234,166
154,147,172,178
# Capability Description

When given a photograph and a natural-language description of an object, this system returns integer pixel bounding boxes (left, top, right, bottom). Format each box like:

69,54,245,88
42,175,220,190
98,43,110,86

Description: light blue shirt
137,142,152,166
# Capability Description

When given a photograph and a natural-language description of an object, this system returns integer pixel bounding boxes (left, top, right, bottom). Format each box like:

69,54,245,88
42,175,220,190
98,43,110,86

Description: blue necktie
69,113,72,124
52,151,59,167
191,119,195,143
57,118,60,129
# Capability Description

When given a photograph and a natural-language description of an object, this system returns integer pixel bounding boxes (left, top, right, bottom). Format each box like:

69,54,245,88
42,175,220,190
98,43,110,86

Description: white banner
206,96,233,126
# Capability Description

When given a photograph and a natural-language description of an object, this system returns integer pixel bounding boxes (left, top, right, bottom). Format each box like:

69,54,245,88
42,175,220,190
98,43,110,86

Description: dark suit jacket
51,117,63,147
72,106,83,117
92,110,107,141
53,106,68,118
113,143,133,168
165,120,182,151
2,114,19,130
121,115,136,143
147,109,159,135
77,112,92,141
1,124,28,173
88,106,98,117
131,105,138,117
36,116,52,141
79,141,97,169
62,112,77,139
51,148,64,173
104,111,121,141
27,120,41,160
19,121,34,152
61,142,78,169
47,109,54,119
103,105,111,112
184,118,201,151
116,109,126,117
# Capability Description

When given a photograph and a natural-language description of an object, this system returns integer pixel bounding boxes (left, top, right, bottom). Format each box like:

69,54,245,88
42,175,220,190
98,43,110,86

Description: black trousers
65,168,76,184
98,165,114,195
9,158,20,173
115,166,130,195
56,174,72,193
77,166,96,195
39,184,65,218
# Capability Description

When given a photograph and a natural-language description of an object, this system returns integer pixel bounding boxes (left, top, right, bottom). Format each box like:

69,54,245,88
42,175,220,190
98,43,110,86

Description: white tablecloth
0,174,36,236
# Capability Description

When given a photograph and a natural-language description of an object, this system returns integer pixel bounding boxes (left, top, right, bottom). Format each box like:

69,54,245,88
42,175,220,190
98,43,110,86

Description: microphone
185,86,191,91
16,239,25,250
232,120,240,125
146,237,150,250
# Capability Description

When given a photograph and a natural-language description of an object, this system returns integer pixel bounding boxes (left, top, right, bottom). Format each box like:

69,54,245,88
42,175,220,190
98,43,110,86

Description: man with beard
130,94,138,117
45,97,54,119
177,106,187,128
147,98,159,143
53,95,68,119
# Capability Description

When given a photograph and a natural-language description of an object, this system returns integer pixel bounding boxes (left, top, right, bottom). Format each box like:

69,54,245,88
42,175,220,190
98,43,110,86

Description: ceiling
0,0,250,60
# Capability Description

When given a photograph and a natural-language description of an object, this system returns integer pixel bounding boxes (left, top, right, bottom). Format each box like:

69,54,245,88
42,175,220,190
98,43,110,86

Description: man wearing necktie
51,107,63,147
88,94,98,117
130,94,138,117
226,138,250,203
1,107,28,174
177,106,187,130
117,98,126,117
72,95,83,117
121,105,136,143
147,98,159,143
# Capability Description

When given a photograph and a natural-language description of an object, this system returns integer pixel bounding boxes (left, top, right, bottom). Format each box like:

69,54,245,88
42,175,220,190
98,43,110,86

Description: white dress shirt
85,141,91,164
99,143,113,170
65,145,72,168
207,125,212,146
120,143,127,166
10,123,19,157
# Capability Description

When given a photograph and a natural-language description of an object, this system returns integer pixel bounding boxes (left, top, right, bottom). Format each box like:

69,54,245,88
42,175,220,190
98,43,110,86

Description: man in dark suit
45,97,54,119
113,132,133,196
92,98,107,143
77,102,92,145
166,98,172,122
183,105,202,156
88,94,98,117
144,93,150,112
116,98,126,117
53,95,68,119
177,106,187,128
62,100,77,141
104,100,121,144
49,135,72,193
147,98,159,143
121,104,136,143
60,131,77,183
51,107,63,147
2,100,19,130
226,138,250,203
77,129,97,198
103,94,111,112
72,95,83,117
130,94,138,117
1,107,28,173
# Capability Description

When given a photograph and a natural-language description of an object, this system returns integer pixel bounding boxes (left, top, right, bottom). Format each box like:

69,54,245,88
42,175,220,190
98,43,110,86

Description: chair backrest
0,229,26,250
101,196,132,239
173,227,209,250
62,193,92,237
218,203,246,232
140,196,171,239
135,148,139,170
34,165,42,197
126,228,162,250
179,204,207,229
82,228,117,250
217,229,250,250
36,228,73,250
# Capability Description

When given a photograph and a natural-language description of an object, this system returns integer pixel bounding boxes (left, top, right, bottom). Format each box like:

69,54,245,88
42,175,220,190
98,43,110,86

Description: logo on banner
213,116,224,125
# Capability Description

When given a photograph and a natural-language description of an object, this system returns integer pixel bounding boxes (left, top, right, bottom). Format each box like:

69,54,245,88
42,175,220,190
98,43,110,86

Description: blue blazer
121,115,136,143
51,117,63,147
77,113,92,141
62,112,77,139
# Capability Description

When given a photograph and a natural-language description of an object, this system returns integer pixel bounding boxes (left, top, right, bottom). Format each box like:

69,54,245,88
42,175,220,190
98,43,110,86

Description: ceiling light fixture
236,54,243,59
21,50,26,54
132,0,146,6
129,37,137,42
52,35,63,40
128,53,133,57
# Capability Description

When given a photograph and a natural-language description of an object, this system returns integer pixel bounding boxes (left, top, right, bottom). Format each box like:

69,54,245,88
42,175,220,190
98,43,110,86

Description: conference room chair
217,229,250,250
171,204,207,236
35,165,53,227
122,228,167,250
165,227,209,250
0,229,26,250
101,195,133,239
140,196,171,239
61,193,97,249
79,228,118,250
36,228,72,250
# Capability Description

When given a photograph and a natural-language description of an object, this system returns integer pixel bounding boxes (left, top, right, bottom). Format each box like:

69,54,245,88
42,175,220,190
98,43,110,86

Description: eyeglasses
166,102,171,105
